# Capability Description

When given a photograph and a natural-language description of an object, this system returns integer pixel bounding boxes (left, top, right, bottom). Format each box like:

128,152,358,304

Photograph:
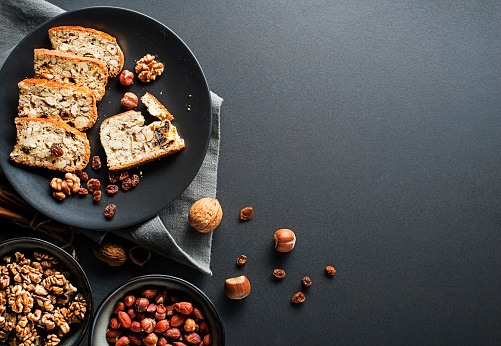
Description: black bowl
90,274,224,345
0,237,93,345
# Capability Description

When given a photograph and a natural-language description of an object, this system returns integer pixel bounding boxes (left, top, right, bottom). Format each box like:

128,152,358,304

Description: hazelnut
224,275,251,299
121,92,138,109
188,197,223,233
274,228,296,252
119,69,134,86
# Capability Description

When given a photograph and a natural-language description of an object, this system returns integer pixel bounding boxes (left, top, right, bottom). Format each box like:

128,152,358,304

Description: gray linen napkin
0,0,222,275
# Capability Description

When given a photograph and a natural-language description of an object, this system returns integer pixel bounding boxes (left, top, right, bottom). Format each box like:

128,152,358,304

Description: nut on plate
188,197,223,233
224,275,251,299
274,228,296,252
93,241,127,266
121,92,138,109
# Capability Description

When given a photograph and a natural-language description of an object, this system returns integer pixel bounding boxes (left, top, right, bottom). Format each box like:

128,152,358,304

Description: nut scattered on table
135,54,164,83
302,276,312,287
93,241,127,266
128,245,151,266
274,228,296,252
224,275,251,299
188,197,223,233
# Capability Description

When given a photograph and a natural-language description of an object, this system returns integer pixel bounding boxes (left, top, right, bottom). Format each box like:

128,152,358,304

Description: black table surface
1,1,500,345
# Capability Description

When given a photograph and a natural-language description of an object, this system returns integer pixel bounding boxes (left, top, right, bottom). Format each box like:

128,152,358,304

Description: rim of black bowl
0,237,93,346
89,274,225,345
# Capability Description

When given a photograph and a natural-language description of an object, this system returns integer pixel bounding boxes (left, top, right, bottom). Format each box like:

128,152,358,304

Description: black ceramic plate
0,7,212,231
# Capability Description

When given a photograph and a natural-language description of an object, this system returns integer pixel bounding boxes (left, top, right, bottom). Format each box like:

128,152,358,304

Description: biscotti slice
18,78,97,131
10,117,90,172
141,92,174,121
100,110,185,171
49,26,124,77
34,48,108,101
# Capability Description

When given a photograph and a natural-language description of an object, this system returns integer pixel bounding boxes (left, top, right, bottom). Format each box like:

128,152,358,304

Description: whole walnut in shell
93,241,127,266
188,198,223,233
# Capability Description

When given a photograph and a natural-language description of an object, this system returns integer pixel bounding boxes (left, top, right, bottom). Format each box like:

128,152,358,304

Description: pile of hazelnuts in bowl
89,275,224,346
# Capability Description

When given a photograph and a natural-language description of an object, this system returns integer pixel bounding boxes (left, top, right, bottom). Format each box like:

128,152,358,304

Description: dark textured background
1,1,500,344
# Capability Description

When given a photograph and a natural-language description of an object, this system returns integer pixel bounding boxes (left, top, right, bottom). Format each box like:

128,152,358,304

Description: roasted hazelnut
174,302,193,315
135,297,149,312
143,333,158,346
119,69,134,86
121,92,138,109
184,318,196,332
188,197,223,233
274,228,296,252
224,275,251,299
124,295,136,307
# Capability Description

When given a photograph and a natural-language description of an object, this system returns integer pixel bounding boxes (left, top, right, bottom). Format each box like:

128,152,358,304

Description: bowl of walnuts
0,237,93,345
90,274,224,346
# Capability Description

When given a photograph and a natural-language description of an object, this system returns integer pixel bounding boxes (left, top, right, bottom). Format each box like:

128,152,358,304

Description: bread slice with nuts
100,110,185,171
48,26,124,77
141,92,174,121
10,117,90,172
18,78,97,131
33,48,108,101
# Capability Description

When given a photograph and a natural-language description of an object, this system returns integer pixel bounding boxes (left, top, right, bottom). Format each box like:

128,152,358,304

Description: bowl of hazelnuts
89,274,224,346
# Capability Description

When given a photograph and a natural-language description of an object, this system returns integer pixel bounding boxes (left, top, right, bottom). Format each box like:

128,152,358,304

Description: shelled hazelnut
274,228,296,252
224,275,251,299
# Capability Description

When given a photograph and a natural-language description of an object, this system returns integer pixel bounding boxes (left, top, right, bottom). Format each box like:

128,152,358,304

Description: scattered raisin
240,206,254,221
76,171,89,181
236,255,247,266
106,185,119,195
302,277,312,287
108,171,120,183
131,174,140,187
122,178,132,191
104,204,117,219
326,266,336,275
78,188,88,195
291,292,305,303
119,171,129,181
93,190,102,202
87,179,100,193
50,143,63,157
273,269,286,278
91,156,102,170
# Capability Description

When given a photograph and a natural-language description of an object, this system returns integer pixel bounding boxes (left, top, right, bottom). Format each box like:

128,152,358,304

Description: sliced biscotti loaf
100,110,185,171
49,26,124,77
18,78,97,131
10,117,90,172
33,48,108,101
141,92,174,121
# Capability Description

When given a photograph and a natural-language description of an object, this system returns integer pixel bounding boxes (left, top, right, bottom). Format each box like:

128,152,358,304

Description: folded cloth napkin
0,0,222,275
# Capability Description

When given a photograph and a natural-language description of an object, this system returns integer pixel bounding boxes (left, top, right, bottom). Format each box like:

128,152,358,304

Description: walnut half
135,54,164,82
